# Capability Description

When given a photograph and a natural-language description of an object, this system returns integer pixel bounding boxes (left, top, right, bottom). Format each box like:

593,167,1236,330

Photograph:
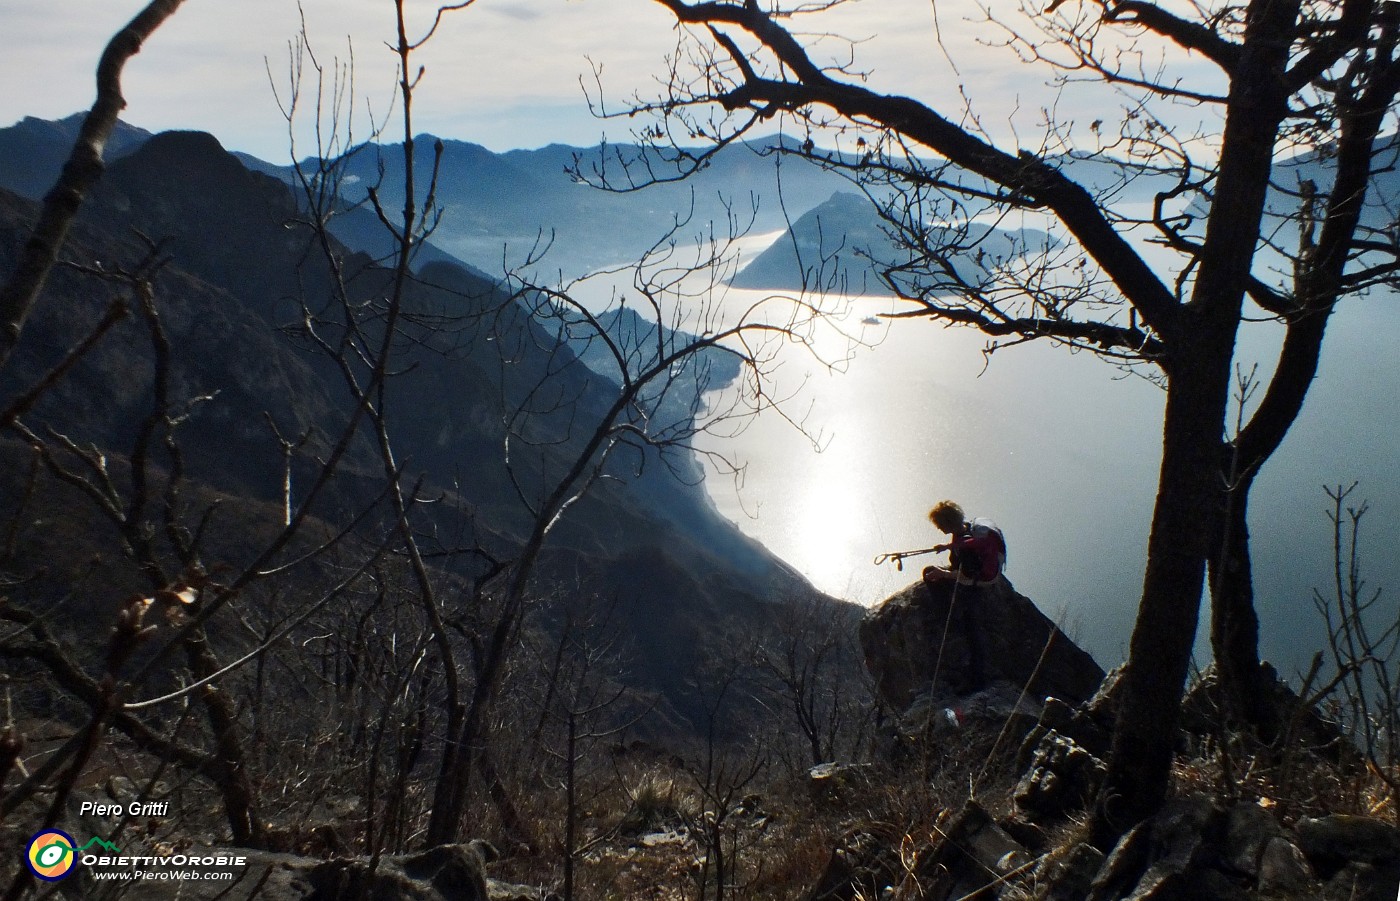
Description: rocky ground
11,575,1400,900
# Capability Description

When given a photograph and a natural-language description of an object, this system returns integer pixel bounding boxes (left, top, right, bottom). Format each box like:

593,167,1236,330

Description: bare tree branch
0,0,186,367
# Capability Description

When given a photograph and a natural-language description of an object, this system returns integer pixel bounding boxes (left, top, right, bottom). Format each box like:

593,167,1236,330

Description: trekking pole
873,544,949,571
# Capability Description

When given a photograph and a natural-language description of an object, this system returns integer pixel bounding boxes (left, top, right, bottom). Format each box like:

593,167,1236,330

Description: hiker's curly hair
928,500,965,533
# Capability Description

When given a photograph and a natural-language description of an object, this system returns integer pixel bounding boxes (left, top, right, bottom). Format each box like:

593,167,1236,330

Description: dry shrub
620,771,700,835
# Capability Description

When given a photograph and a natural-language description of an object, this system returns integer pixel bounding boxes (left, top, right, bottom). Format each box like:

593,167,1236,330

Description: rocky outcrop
1070,802,1400,901
859,578,1105,715
916,802,1034,898
1297,813,1400,869
1181,662,1357,762
806,762,876,806
807,794,1400,901
1083,796,1233,901
1014,667,1123,822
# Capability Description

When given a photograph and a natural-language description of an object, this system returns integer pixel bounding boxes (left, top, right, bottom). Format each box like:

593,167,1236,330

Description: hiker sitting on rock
921,500,1006,587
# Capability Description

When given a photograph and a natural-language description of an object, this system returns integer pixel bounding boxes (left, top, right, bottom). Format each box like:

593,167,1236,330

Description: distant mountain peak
110,130,285,208
0,113,153,199
130,129,235,168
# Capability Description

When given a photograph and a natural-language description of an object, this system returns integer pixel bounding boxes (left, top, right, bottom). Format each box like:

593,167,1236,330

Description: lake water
691,284,1400,676
564,226,1399,676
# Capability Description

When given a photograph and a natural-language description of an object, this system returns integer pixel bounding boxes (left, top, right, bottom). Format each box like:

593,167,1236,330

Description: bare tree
0,231,398,900
513,596,643,900
269,0,850,852
680,640,773,901
416,213,839,846
601,0,1400,844
1310,483,1400,817
754,594,872,770
0,3,845,889
3,255,261,850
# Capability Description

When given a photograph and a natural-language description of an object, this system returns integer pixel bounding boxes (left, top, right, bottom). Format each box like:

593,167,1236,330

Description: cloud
485,4,544,23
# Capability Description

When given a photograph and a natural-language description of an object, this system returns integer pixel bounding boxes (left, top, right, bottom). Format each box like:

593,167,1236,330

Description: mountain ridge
0,125,845,733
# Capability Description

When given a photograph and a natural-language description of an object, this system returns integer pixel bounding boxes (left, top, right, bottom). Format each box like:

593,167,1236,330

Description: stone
105,774,170,802
1087,820,1153,901
899,680,1046,746
1321,860,1400,901
1144,797,1224,870
913,801,1032,900
1033,842,1105,901
1035,696,1076,735
486,881,562,901
805,830,902,901
1222,801,1281,877
638,830,688,848
806,762,875,806
1013,668,1124,824
1180,662,1359,760
1014,730,1106,821
859,578,1105,716
309,841,492,900
1257,836,1315,895
1088,797,1230,901
1297,814,1400,870
949,681,1048,724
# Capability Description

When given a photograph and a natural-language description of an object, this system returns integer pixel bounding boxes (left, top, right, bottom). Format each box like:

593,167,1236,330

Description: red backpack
952,520,1007,583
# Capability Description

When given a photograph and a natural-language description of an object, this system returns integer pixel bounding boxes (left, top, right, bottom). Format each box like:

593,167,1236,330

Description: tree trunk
425,698,468,846
183,629,264,847
1087,0,1300,847
1208,297,1341,740
1089,353,1229,847
564,711,577,901
1207,474,1276,736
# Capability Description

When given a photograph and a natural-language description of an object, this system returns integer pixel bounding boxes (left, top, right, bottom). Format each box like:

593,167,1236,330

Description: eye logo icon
25,830,77,881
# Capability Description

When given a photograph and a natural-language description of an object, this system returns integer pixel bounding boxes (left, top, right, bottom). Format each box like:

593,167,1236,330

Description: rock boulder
859,577,1104,715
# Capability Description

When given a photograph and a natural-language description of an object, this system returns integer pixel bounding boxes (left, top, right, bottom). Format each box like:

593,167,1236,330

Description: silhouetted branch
0,0,186,367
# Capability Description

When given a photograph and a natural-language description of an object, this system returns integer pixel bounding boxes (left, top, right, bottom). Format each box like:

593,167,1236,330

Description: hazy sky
0,0,1214,161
